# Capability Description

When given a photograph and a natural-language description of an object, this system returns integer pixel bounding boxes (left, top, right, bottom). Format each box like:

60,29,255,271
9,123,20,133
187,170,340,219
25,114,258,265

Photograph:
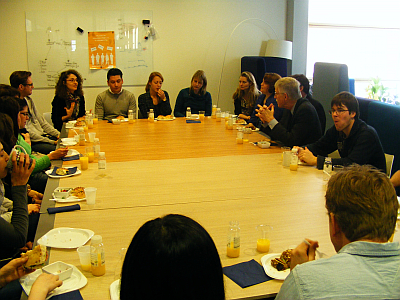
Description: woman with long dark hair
51,69,86,131
120,214,225,300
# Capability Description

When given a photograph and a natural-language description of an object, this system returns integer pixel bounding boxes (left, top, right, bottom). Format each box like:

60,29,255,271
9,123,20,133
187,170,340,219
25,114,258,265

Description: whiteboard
25,11,153,88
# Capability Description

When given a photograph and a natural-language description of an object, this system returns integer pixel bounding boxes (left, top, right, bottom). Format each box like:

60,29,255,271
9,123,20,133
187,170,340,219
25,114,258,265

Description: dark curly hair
55,69,84,100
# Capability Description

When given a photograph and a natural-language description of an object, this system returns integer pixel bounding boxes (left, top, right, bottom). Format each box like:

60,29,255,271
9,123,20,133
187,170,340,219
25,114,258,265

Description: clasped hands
255,104,275,124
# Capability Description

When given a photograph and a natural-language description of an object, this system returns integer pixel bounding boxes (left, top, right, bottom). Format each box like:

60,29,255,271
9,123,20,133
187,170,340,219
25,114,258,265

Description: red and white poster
88,31,116,69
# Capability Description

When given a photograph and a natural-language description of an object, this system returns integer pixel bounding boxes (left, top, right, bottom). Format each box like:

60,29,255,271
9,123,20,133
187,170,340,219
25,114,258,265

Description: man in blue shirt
276,164,400,300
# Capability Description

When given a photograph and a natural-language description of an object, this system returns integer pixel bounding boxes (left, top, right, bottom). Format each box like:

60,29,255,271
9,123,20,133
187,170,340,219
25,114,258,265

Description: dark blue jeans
31,142,56,154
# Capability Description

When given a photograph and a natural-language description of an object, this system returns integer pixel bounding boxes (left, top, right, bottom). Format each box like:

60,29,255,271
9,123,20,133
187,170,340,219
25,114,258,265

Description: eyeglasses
329,109,349,115
24,83,33,87
20,112,30,117
66,79,79,83
275,92,286,96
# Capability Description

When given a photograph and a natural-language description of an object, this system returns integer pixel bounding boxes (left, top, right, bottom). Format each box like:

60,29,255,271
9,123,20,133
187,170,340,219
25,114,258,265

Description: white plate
235,127,259,132
20,264,87,299
37,227,94,249
66,121,77,129
261,253,290,280
61,138,77,146
66,149,80,157
186,114,199,120
156,117,175,121
110,279,120,300
45,168,81,179
52,194,86,203
62,141,77,146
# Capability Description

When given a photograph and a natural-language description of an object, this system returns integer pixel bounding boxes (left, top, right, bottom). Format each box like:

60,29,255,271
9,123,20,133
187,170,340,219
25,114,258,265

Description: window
307,0,400,104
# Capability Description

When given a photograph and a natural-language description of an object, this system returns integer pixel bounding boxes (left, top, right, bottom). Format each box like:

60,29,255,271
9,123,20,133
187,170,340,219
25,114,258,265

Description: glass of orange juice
256,224,272,253
199,111,205,121
80,154,89,170
227,221,240,258
86,147,95,163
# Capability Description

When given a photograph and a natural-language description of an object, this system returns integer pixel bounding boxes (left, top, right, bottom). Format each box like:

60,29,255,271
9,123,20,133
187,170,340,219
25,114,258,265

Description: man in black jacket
256,77,322,147
290,74,326,133
296,92,386,173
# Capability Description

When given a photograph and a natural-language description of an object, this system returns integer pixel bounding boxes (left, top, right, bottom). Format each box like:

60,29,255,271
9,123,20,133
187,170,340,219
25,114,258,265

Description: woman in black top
51,69,85,131
138,72,172,119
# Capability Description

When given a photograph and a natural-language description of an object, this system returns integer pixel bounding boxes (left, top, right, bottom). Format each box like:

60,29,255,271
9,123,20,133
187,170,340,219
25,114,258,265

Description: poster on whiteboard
25,10,153,88
88,31,116,69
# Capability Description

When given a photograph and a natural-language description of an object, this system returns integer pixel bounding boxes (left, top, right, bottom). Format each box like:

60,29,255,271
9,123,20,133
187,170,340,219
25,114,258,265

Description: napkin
47,204,81,214
223,259,273,288
50,166,77,176
186,120,201,123
62,154,80,161
51,290,83,300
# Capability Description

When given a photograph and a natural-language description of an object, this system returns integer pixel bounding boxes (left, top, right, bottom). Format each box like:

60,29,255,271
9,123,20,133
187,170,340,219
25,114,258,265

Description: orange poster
88,31,116,69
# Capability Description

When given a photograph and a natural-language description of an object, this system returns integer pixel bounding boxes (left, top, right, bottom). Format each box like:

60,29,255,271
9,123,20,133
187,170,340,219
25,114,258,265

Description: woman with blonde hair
138,72,172,118
174,70,212,117
233,71,260,122
51,69,85,131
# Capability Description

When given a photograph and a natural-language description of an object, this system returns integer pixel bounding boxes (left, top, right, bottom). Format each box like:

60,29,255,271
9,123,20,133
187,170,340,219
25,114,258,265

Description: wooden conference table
37,117,339,300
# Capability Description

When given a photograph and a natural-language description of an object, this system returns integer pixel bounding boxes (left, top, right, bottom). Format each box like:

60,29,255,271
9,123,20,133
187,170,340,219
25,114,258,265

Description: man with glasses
9,71,59,154
95,68,136,120
295,92,386,172
256,77,322,147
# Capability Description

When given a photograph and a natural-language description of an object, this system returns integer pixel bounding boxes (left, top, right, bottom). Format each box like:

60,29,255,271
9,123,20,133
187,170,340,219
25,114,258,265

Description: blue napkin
62,154,80,161
50,166,77,176
47,204,80,214
186,120,201,123
223,259,273,288
51,290,83,300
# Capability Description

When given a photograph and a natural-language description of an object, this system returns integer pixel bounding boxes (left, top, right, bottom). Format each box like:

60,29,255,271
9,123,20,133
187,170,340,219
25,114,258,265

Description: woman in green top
0,96,67,193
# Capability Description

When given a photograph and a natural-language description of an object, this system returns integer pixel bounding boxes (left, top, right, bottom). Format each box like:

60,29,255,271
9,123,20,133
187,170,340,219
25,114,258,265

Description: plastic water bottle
90,235,106,276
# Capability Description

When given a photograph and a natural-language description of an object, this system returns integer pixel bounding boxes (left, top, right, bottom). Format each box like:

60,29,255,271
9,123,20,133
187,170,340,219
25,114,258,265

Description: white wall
0,0,287,115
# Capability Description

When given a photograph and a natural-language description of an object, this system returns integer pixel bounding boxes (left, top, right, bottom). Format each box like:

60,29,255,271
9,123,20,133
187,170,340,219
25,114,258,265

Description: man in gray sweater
10,71,60,154
95,68,136,120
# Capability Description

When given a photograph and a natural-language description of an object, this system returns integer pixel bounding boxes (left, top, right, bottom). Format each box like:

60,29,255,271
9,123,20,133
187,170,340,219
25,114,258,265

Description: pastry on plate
75,120,86,127
235,119,247,125
56,168,69,176
71,186,85,198
271,249,292,271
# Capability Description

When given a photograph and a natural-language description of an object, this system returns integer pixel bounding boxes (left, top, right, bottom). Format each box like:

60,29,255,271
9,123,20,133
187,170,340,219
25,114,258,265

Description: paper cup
77,245,91,271
283,151,291,167
85,187,97,205
88,132,96,143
